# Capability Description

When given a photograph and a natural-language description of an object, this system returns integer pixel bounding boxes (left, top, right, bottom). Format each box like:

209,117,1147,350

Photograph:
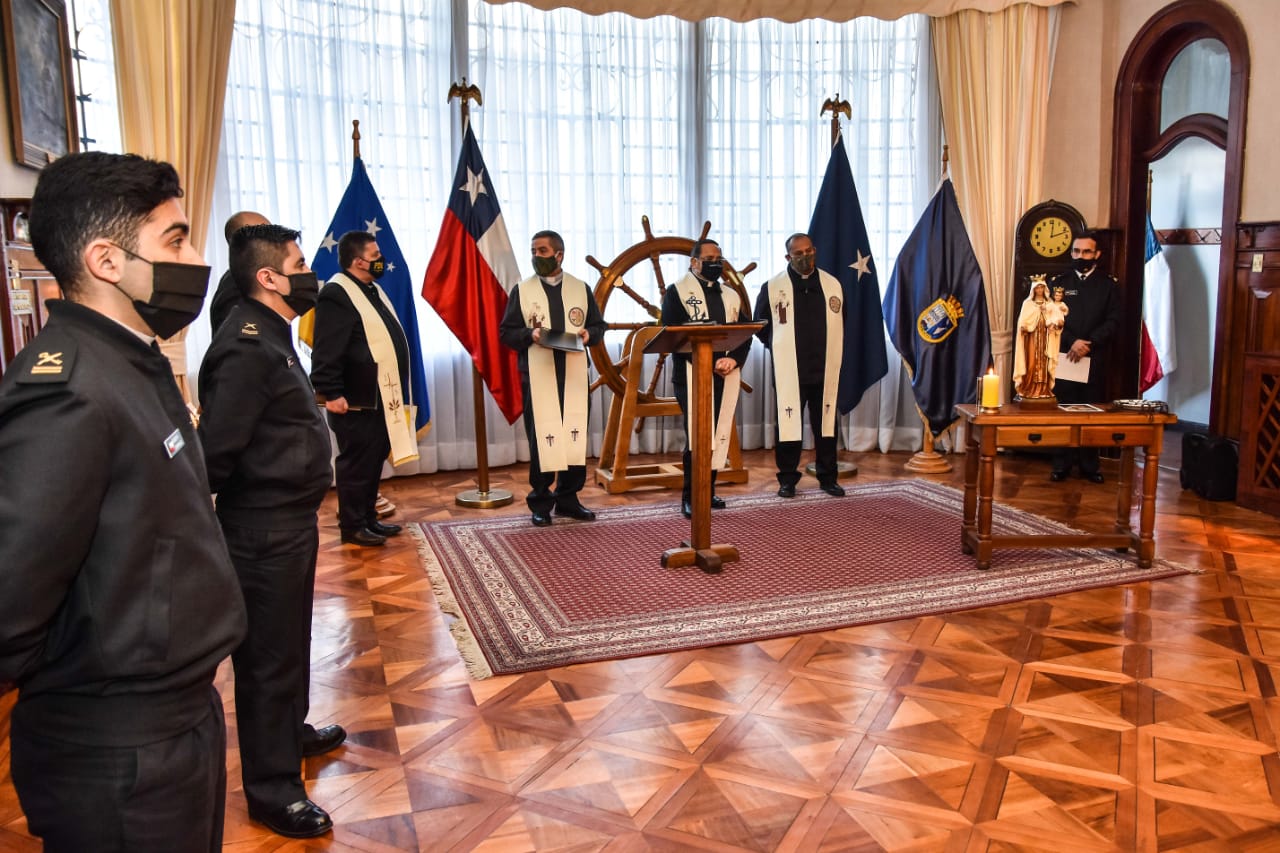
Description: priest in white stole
659,238,753,519
754,233,847,499
310,231,414,547
499,231,607,527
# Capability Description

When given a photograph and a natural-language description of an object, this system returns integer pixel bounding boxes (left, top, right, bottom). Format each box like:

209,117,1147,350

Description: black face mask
532,255,559,277
1072,256,1097,274
281,271,319,315
699,260,723,282
366,257,386,279
115,246,211,339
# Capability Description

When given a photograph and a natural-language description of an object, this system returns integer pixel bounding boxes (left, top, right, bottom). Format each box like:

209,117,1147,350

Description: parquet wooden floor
3,444,1279,852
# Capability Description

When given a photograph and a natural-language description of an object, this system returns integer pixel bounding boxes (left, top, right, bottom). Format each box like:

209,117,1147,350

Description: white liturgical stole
765,269,843,441
518,274,590,471
329,273,419,466
673,273,741,470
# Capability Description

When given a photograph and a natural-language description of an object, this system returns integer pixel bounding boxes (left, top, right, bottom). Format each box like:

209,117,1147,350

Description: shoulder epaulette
238,321,263,340
16,337,77,385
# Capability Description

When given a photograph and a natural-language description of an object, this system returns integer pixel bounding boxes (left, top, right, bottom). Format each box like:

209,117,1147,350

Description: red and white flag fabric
1139,217,1176,393
422,124,524,423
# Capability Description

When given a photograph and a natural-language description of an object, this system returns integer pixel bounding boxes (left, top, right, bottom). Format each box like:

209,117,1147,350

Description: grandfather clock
1013,200,1088,306
1011,201,1088,396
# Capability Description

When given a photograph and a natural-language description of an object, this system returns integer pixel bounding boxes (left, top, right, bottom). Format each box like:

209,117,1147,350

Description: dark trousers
1052,376,1100,475
520,376,587,514
10,688,226,853
329,409,390,533
1052,446,1101,476
775,381,838,488
674,377,725,501
221,521,319,810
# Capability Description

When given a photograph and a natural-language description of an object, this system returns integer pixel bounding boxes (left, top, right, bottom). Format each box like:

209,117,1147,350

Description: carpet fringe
409,523,495,680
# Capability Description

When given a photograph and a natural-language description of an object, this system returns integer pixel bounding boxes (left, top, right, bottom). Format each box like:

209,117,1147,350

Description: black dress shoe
1049,470,1069,482
555,505,596,521
301,723,346,757
248,798,333,838
710,495,726,509
777,484,796,498
821,483,846,497
531,511,553,527
1083,471,1105,483
341,528,386,546
368,520,402,537
681,499,692,519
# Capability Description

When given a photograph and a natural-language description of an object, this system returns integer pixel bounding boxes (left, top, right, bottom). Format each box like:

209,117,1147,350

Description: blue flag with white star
306,158,429,430
808,137,890,412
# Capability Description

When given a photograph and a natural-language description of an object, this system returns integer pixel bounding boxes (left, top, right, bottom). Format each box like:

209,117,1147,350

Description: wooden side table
955,403,1177,569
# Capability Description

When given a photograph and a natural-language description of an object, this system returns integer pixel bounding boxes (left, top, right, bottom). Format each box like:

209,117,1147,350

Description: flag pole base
805,460,858,478
456,488,515,509
904,451,953,473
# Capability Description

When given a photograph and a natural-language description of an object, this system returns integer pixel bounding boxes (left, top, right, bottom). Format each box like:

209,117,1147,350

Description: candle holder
977,376,1001,414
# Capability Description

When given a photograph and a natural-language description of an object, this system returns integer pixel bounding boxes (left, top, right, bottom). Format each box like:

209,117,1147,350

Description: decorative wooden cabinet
1,197,56,376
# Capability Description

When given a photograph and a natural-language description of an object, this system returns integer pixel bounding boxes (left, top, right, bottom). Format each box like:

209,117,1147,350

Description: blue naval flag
881,178,990,436
808,137,890,413
308,158,430,431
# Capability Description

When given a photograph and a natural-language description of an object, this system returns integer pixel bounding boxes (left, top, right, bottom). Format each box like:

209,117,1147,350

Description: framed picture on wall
1,0,78,169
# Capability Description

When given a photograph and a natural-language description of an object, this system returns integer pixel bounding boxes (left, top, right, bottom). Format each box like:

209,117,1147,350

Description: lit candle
981,369,1000,409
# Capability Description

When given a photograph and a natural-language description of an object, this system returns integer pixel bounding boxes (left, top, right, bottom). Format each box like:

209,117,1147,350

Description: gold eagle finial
447,78,483,107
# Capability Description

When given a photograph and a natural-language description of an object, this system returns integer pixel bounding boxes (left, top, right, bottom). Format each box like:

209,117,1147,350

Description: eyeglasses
789,249,816,258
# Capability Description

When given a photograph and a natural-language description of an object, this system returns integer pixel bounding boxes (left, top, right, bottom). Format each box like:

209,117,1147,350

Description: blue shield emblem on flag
916,295,965,344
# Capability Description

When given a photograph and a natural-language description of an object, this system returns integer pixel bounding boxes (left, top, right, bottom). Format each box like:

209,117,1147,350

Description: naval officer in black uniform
198,224,344,838
0,151,247,852
1050,232,1122,482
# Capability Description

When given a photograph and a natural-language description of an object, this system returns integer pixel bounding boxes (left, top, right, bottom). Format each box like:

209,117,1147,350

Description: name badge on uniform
164,427,186,458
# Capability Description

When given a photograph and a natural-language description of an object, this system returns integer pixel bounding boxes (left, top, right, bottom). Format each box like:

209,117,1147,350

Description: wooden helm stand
587,218,755,494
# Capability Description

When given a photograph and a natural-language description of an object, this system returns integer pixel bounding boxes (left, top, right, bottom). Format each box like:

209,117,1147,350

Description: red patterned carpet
416,480,1193,677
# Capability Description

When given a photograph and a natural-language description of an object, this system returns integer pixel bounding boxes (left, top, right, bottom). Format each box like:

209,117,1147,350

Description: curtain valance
484,0,1070,24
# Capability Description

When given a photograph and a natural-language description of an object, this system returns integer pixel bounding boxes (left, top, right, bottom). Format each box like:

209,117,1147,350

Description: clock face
1029,216,1072,257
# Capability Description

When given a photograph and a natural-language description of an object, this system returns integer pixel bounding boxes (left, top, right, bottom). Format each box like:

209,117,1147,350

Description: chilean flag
1139,217,1176,393
422,124,524,424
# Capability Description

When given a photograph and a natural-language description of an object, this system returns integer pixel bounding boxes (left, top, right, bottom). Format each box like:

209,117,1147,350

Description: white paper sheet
1056,353,1091,384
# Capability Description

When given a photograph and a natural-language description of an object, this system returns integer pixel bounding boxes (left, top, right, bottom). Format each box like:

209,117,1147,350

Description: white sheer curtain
698,14,933,453
204,0,935,473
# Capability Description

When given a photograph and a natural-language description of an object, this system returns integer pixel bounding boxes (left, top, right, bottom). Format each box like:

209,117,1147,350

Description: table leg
1114,446,1135,544
1137,446,1160,567
962,425,979,554
976,432,995,570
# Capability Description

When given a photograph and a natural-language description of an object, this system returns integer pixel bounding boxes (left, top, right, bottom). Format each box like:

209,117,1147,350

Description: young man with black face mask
754,232,847,499
1049,232,1122,482
310,230,415,546
660,238,752,518
196,224,341,838
0,152,247,851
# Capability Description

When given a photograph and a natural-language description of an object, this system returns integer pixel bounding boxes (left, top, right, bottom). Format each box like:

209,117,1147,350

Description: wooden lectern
645,322,764,574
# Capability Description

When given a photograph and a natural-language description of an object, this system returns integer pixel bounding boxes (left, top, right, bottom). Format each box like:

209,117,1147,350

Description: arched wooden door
1109,0,1248,434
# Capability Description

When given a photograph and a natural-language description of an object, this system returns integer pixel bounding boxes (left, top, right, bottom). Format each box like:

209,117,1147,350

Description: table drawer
995,426,1074,446
1079,425,1157,446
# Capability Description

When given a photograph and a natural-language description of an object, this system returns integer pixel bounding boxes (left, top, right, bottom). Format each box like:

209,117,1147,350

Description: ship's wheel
585,217,755,400
584,217,756,493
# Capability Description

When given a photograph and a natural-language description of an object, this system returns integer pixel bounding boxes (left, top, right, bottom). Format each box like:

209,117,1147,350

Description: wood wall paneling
1237,352,1280,514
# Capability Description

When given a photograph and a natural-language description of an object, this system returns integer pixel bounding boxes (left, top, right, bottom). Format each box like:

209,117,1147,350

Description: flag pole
807,94,860,481
449,80,514,509
903,144,954,474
